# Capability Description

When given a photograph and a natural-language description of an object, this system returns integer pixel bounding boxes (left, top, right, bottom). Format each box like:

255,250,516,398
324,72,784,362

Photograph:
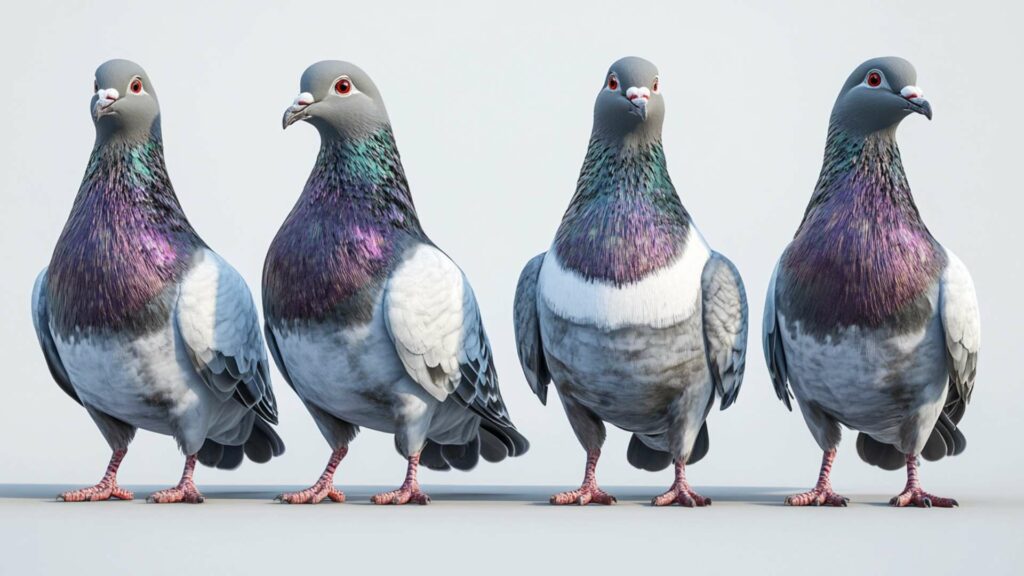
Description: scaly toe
550,485,616,506
147,485,205,504
276,483,344,505
652,487,711,507
890,489,957,508
371,487,430,505
57,483,133,502
786,488,847,507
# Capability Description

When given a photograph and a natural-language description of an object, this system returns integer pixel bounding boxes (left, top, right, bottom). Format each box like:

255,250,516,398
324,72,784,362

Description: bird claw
147,481,204,504
785,487,849,507
651,484,711,507
889,487,958,508
370,485,430,505
57,482,133,502
550,484,617,506
276,481,346,504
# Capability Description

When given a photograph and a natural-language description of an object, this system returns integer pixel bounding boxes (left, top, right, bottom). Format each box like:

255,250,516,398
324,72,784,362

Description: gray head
830,57,932,135
283,61,390,139
591,57,664,141
91,59,160,144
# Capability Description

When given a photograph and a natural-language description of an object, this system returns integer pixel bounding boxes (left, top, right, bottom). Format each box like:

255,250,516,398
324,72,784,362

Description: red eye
335,78,352,95
607,75,619,91
130,78,143,94
866,71,882,87
652,78,659,93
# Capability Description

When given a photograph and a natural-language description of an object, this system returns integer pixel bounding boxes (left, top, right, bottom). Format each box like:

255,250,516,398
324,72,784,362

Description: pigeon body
32,60,282,502
265,61,527,504
514,57,748,505
763,57,979,506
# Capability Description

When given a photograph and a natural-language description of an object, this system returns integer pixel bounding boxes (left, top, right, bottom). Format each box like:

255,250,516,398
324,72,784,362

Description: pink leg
276,447,348,504
890,454,958,508
786,448,849,507
147,454,204,504
371,454,431,505
550,449,617,505
57,449,133,502
652,459,710,507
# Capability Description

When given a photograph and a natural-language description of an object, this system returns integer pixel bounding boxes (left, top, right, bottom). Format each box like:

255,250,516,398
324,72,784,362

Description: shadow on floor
0,484,798,504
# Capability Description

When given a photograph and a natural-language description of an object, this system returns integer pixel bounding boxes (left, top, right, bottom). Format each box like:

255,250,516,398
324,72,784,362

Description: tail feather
197,419,285,470
418,422,528,472
626,434,673,472
420,440,451,471
857,413,967,470
441,434,481,471
626,423,710,472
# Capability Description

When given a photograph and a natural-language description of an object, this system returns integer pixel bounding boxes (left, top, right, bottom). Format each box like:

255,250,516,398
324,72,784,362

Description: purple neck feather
47,137,201,335
263,128,426,325
553,137,690,286
782,126,945,333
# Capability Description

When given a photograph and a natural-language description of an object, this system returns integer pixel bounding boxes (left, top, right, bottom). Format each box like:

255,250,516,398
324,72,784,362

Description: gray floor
1,484,1020,575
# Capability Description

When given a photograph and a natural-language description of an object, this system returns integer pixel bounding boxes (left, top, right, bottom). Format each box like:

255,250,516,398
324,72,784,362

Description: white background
1,0,1021,501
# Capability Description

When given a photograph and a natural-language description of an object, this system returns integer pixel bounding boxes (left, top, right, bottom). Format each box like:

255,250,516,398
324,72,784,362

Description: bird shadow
1,484,797,505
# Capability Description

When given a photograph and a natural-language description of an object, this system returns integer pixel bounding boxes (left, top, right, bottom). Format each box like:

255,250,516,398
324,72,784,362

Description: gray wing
700,252,748,409
175,249,278,424
31,268,81,405
939,249,980,423
762,258,793,410
513,253,550,405
384,244,522,438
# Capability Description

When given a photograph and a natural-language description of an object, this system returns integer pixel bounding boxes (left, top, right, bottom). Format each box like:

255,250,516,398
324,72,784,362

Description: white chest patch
538,226,710,330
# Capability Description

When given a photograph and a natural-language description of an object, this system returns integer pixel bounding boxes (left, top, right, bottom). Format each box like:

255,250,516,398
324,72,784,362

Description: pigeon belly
539,301,712,434
54,319,240,444
270,296,438,434
779,295,948,453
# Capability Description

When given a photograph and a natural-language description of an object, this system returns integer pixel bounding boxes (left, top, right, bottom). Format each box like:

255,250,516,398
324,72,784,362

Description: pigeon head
91,59,160,143
283,60,389,139
830,57,932,135
592,57,664,141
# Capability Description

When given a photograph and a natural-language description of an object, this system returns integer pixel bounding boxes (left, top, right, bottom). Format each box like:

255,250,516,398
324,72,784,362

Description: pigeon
514,57,748,506
265,61,528,505
31,59,284,504
763,57,980,507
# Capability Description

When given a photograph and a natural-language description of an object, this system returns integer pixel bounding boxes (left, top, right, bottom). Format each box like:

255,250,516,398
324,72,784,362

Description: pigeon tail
197,419,285,470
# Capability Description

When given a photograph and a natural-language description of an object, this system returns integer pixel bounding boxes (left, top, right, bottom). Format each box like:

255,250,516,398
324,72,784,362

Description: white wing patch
940,248,980,402
537,226,711,330
384,244,471,402
175,249,275,420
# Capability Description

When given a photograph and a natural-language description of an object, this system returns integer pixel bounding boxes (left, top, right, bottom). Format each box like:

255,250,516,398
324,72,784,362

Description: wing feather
175,249,278,424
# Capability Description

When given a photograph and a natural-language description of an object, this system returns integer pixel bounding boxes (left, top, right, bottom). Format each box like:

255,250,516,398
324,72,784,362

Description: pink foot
276,447,348,504
652,459,709,507
147,454,204,504
277,480,345,504
550,484,617,506
890,454,958,508
550,449,616,505
786,448,848,507
58,481,133,502
370,453,430,505
652,485,710,507
57,449,132,502
371,485,431,505
889,487,958,508
785,487,849,507
147,481,205,504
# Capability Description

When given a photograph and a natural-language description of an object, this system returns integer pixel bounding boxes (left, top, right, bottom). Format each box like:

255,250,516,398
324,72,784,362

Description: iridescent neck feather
264,126,426,325
48,136,201,335
554,136,690,286
782,125,945,334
